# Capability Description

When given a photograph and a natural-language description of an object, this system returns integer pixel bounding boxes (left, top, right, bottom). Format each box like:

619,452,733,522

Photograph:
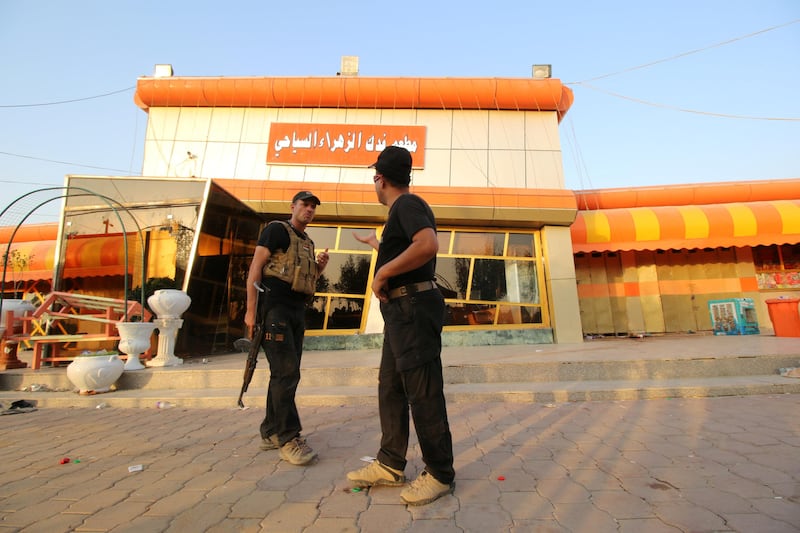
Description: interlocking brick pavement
0,395,798,532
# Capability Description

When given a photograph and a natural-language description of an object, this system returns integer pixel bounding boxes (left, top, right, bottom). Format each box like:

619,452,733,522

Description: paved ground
1,394,799,532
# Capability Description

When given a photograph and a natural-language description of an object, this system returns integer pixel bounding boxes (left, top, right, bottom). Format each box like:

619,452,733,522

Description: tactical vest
262,221,318,295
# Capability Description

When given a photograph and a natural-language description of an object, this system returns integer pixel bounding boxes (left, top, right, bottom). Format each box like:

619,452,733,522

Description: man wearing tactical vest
245,191,329,465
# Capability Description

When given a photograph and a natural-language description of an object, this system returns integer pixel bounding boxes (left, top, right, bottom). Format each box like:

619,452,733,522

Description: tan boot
259,434,280,451
279,437,316,465
347,460,405,487
400,471,454,506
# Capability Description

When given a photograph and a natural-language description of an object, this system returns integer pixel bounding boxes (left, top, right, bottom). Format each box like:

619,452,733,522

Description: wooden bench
29,334,122,368
3,291,153,370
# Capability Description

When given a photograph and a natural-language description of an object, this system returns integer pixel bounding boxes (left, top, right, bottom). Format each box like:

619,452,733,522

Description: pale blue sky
1,1,798,223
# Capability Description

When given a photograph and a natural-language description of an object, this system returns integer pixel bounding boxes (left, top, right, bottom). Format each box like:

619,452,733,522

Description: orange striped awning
2,235,135,282
1,240,57,283
571,200,800,253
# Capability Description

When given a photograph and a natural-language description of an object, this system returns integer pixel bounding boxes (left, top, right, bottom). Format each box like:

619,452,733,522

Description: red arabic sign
267,123,426,167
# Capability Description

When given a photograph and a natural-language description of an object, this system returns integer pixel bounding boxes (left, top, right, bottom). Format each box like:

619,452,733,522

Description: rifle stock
237,282,268,408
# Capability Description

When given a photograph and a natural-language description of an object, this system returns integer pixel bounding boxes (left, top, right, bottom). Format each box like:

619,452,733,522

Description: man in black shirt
245,191,329,466
347,146,455,505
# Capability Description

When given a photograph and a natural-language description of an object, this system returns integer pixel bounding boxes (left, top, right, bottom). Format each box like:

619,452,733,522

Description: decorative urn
147,289,191,319
146,289,191,367
66,352,125,394
116,321,157,370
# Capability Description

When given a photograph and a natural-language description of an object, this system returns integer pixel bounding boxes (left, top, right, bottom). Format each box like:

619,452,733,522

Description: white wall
142,108,565,190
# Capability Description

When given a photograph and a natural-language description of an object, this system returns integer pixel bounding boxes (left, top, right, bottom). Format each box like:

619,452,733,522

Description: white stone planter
147,289,191,367
147,289,191,319
66,354,125,394
117,321,157,371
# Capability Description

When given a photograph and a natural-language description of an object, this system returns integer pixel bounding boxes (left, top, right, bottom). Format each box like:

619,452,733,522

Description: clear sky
1,1,798,223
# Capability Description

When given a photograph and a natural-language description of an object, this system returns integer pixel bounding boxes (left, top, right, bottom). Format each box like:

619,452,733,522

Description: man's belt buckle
389,280,436,300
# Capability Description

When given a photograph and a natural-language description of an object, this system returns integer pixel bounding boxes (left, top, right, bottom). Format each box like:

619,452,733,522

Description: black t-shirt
376,194,437,290
257,220,310,304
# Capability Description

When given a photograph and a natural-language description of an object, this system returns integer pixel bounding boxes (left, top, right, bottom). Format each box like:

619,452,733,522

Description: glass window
753,245,780,271
307,295,368,331
471,259,508,301
782,244,799,270
306,224,375,332
305,224,546,333
330,255,371,294
510,260,538,303
445,303,496,326
434,257,469,299
306,226,337,250
339,228,377,251
755,244,800,290
468,259,539,303
446,303,542,326
497,305,542,324
453,232,504,256
436,231,452,254
327,297,365,329
434,229,545,330
507,233,534,257
306,296,326,330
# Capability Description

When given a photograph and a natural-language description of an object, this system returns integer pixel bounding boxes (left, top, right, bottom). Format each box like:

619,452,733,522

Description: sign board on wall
267,123,426,167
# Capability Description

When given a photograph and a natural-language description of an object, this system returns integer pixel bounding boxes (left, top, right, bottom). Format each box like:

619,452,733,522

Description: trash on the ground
544,403,557,408
156,401,175,409
497,475,505,481
359,456,375,463
95,403,109,409
202,358,208,364
128,464,143,473
27,383,49,392
74,459,81,463
1,399,38,415
351,487,362,492
59,457,70,464
779,367,800,378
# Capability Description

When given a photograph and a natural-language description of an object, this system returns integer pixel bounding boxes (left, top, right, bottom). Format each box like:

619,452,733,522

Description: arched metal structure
0,186,147,322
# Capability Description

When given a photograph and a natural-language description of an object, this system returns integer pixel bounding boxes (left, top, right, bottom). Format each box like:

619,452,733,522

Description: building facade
132,69,583,347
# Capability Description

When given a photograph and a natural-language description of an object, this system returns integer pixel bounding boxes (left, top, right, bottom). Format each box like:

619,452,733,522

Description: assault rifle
236,282,269,408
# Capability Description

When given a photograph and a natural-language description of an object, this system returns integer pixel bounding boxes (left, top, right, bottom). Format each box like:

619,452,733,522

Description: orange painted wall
575,249,760,335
